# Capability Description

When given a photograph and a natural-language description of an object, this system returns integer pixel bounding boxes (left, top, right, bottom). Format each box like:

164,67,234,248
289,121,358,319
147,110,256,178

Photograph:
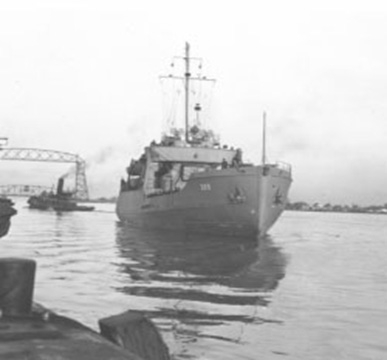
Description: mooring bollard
0,258,36,316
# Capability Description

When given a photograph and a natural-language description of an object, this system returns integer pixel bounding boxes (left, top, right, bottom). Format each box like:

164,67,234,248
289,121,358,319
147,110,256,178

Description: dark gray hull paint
116,165,291,237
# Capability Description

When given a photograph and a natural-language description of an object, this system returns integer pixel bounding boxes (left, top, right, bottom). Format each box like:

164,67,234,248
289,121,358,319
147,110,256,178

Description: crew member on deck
231,148,243,168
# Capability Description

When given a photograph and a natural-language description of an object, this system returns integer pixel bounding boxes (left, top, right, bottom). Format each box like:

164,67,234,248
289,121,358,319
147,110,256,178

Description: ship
116,43,292,237
27,177,94,212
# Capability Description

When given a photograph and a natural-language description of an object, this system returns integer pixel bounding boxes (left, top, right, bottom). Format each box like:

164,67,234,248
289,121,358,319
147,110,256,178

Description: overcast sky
1,0,387,205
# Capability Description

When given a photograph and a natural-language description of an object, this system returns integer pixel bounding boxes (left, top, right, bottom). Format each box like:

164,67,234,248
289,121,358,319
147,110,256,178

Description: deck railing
274,161,292,176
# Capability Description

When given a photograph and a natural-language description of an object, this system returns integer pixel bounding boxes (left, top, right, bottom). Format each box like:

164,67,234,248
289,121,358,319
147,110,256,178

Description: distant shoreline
286,202,387,215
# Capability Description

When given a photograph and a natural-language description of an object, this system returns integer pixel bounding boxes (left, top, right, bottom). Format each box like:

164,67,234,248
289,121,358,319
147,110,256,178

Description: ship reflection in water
114,224,288,351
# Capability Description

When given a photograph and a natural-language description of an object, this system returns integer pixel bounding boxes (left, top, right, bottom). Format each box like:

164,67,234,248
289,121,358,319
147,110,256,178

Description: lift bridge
0,147,89,200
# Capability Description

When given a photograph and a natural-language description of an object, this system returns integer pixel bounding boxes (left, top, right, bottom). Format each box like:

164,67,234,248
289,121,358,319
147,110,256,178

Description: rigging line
197,74,203,128
197,63,203,104
168,79,182,132
169,89,177,130
160,78,172,131
169,80,178,129
205,81,216,128
166,60,176,130
175,88,183,129
159,78,170,130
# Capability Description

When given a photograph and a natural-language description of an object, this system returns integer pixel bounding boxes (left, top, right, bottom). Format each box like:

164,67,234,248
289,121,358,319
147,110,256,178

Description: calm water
1,198,387,360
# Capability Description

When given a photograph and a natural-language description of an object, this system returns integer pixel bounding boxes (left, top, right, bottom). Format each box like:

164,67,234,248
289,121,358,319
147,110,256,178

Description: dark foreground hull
0,308,136,360
0,198,17,238
0,257,168,360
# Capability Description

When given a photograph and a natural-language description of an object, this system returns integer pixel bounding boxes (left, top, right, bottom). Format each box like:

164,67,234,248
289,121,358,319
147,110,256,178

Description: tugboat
116,43,292,237
27,178,94,212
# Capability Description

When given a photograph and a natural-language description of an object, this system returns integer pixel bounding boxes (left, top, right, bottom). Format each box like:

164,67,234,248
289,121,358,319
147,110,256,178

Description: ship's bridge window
181,164,210,181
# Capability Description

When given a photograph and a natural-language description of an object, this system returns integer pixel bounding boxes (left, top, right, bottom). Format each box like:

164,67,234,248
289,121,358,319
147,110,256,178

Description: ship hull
116,165,291,237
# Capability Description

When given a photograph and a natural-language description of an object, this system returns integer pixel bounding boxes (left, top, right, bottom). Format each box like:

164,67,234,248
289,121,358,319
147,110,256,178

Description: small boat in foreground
0,258,170,360
116,43,292,237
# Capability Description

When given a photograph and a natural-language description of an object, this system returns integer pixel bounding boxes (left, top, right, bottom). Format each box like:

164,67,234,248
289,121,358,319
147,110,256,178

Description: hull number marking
200,183,211,191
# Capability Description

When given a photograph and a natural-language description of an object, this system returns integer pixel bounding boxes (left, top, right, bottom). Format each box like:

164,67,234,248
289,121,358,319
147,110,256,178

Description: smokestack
57,177,64,195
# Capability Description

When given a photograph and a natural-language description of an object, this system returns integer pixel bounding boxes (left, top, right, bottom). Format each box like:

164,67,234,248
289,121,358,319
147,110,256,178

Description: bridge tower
75,157,89,200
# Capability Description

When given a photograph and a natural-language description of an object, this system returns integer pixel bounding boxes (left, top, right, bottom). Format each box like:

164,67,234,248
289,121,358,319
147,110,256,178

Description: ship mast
160,43,215,143
184,42,191,143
